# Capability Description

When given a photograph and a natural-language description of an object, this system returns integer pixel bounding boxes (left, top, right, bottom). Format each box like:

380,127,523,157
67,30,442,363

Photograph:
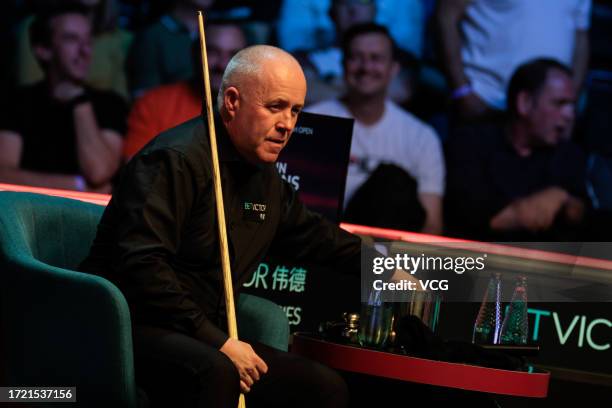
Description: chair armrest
0,256,138,408
237,294,290,351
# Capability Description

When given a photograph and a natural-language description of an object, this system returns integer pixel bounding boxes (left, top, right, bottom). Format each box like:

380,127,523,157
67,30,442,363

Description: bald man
80,45,358,407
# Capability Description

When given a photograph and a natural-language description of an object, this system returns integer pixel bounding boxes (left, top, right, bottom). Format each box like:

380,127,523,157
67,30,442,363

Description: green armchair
0,191,289,407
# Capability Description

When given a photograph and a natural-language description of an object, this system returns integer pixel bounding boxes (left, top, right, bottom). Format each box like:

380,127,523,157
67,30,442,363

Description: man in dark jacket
80,45,364,407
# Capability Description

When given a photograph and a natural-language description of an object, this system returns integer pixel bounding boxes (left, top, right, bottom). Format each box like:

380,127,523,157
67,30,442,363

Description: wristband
451,83,474,100
74,175,86,192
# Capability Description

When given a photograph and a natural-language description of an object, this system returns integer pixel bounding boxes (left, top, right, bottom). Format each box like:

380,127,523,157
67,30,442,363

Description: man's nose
277,111,294,135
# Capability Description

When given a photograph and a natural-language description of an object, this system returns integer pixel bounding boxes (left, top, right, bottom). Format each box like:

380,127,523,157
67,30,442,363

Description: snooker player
80,45,372,407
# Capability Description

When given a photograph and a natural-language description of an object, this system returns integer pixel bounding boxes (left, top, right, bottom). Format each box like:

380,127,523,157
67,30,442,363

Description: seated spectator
307,24,445,235
436,0,591,122
0,4,127,193
123,21,247,160
445,59,588,241
14,0,132,100
128,0,215,98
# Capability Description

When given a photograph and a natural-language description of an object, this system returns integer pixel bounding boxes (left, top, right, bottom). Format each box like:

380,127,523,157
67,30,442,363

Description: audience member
14,0,132,100
294,0,416,105
307,24,445,234
436,0,591,121
445,59,588,241
295,0,375,104
0,5,127,193
128,0,215,97
123,21,247,160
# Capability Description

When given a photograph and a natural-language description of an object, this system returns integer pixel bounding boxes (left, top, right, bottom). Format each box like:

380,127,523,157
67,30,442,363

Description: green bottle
500,275,529,345
472,272,502,344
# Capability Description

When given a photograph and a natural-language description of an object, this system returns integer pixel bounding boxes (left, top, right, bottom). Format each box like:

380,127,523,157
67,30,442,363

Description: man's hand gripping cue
220,338,269,393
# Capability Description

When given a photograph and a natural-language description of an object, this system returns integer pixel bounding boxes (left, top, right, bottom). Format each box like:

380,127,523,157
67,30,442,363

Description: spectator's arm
73,101,123,186
418,193,443,235
563,195,586,225
490,187,570,232
572,30,589,92
435,0,471,90
0,131,95,191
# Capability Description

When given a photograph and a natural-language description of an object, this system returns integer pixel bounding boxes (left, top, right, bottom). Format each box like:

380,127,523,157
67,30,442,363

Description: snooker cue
197,11,246,408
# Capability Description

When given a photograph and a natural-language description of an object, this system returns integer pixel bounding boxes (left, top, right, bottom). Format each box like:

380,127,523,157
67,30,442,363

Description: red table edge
291,333,550,398
0,183,111,206
2,183,610,272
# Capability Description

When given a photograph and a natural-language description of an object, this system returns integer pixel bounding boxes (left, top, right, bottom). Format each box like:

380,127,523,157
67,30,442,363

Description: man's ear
32,45,52,65
517,91,534,117
223,87,240,119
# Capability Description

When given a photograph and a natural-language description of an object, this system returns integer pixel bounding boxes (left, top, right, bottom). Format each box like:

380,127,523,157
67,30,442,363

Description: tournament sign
242,111,360,331
274,111,353,223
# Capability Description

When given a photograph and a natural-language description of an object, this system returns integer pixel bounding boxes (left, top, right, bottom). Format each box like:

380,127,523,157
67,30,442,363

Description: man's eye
292,108,301,116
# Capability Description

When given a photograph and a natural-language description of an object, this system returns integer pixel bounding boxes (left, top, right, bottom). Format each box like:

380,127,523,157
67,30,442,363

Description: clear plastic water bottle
500,275,529,345
472,272,502,344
